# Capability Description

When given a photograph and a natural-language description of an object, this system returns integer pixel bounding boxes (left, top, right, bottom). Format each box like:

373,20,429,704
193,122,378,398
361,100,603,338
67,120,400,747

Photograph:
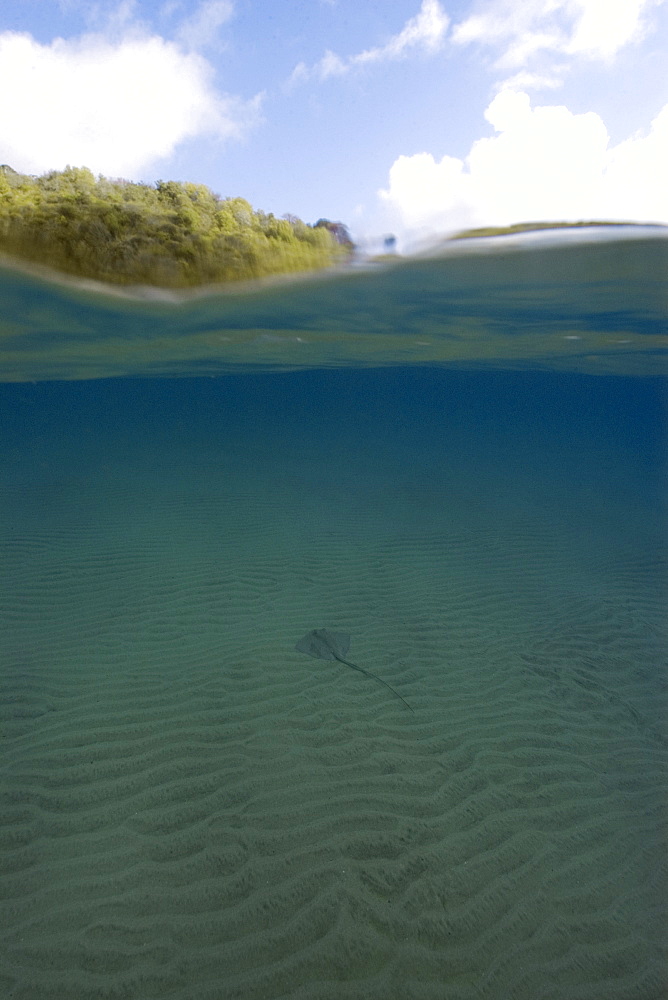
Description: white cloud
0,29,261,178
498,69,565,91
603,104,668,217
452,0,664,71
355,0,449,62
566,0,655,58
288,0,449,84
58,0,146,36
175,0,234,50
379,91,668,235
317,49,348,79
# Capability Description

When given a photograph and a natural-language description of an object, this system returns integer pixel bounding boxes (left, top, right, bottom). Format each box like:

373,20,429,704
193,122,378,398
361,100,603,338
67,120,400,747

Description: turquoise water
1,229,667,381
0,233,666,1000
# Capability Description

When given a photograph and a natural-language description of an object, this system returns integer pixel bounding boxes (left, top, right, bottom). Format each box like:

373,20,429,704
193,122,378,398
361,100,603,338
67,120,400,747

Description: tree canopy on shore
0,165,349,287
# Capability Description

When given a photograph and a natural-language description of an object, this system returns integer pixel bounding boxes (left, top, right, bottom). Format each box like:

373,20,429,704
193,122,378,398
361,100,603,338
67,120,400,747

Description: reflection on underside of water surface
0,229,666,382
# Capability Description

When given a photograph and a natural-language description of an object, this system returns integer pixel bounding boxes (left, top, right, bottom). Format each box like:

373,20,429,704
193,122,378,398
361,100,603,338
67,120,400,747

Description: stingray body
296,628,413,712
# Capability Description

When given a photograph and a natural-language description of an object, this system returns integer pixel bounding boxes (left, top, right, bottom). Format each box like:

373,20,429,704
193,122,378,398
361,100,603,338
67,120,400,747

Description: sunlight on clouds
379,91,668,234
452,0,662,69
452,4,563,67
603,104,668,219
288,0,448,85
566,0,653,58
379,152,473,231
0,29,260,178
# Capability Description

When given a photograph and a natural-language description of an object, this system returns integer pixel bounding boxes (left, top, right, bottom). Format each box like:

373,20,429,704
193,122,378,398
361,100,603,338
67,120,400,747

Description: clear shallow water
0,237,666,1000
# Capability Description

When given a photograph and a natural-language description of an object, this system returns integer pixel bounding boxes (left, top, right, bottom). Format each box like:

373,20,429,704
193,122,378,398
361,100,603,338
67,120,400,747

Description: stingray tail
338,657,413,712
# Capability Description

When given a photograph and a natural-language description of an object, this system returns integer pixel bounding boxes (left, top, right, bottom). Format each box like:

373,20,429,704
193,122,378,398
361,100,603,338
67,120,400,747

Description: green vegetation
0,165,349,287
450,220,657,240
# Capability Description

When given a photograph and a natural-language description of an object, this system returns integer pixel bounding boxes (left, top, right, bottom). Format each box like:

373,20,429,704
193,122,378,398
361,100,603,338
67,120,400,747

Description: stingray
296,628,413,712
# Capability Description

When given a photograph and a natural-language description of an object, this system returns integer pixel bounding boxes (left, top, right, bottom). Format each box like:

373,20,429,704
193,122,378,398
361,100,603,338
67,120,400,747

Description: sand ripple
1,476,666,1000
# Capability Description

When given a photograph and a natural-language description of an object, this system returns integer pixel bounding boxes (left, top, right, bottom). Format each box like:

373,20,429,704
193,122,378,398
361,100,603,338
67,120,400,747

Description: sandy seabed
0,371,666,1000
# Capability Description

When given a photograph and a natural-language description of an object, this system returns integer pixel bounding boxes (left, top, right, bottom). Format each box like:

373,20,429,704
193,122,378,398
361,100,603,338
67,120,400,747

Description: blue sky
1,0,667,245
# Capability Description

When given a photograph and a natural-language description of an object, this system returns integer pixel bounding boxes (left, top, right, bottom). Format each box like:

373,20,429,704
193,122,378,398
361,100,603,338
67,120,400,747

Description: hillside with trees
0,165,350,288
449,220,662,239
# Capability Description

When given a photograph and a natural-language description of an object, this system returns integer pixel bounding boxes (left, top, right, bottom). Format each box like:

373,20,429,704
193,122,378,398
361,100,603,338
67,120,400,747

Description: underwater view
1,231,667,1000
